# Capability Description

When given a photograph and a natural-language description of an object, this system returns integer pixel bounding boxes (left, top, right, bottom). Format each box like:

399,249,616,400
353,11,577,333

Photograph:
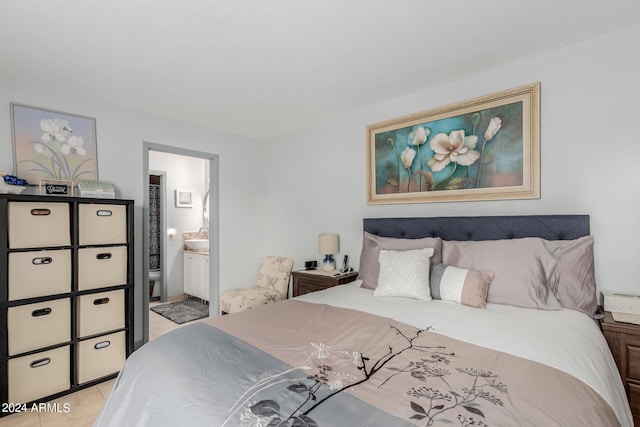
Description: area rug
151,299,209,324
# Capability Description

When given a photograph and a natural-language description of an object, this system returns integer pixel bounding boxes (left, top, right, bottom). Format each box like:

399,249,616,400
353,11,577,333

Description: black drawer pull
30,358,51,368
96,210,113,217
32,308,52,317
30,208,51,216
32,257,53,265
93,297,110,305
94,341,111,350
96,253,112,260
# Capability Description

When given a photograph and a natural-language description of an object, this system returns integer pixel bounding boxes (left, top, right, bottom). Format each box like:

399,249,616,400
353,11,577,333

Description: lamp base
322,254,335,271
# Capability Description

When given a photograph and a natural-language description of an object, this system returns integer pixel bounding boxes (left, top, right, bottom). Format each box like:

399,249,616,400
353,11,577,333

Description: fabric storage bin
8,202,70,249
77,331,126,384
78,203,127,245
8,345,70,404
8,249,71,300
8,298,71,356
77,246,127,291
77,290,125,338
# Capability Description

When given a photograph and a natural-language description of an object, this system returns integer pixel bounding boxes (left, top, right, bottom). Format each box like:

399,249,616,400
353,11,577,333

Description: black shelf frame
0,194,134,414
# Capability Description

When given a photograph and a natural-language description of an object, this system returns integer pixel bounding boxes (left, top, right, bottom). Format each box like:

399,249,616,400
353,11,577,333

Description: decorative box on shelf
39,179,74,196
603,293,640,325
77,180,116,199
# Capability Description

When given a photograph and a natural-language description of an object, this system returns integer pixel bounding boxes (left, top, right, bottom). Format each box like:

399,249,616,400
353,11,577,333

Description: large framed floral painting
11,103,98,184
366,83,540,204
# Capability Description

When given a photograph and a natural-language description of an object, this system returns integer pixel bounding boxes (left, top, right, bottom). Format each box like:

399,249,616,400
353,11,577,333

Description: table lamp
318,233,339,271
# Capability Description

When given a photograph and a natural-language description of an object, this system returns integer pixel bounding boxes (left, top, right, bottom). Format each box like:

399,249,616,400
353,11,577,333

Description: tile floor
0,302,209,427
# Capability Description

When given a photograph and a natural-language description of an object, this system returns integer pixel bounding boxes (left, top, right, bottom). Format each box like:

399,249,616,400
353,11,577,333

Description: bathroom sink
185,239,209,251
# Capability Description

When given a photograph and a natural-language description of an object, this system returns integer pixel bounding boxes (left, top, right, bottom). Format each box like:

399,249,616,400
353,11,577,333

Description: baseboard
167,293,187,302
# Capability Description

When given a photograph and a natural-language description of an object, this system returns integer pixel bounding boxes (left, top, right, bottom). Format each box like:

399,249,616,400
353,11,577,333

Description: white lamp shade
318,233,339,255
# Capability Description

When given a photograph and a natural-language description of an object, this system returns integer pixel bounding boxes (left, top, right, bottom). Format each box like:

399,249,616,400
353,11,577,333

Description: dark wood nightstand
601,311,640,425
292,270,358,297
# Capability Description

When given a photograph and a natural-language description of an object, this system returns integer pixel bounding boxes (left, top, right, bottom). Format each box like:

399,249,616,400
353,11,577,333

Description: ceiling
1,1,639,140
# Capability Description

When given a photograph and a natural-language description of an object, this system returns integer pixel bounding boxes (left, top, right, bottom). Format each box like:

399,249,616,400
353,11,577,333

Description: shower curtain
149,184,161,270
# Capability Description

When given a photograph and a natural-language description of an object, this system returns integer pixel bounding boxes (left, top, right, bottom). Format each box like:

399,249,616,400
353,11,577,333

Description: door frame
141,142,219,345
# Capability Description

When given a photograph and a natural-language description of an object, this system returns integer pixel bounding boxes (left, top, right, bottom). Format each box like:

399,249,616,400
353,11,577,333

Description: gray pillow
442,238,561,310
547,236,600,318
357,232,442,290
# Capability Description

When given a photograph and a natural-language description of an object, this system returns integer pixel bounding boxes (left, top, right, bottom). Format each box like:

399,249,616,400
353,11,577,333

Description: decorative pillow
442,238,561,310
358,232,442,290
373,248,434,300
430,263,494,308
545,236,600,319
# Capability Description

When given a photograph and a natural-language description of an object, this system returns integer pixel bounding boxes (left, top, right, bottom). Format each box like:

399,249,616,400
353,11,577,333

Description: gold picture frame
366,83,540,204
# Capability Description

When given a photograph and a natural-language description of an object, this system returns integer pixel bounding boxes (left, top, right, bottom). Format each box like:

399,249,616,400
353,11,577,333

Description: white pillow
373,248,434,300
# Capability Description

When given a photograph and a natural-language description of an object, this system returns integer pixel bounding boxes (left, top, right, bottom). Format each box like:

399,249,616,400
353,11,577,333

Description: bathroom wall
149,150,207,298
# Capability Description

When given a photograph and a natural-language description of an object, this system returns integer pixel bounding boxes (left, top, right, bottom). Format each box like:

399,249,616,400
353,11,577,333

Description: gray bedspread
95,300,620,426
95,321,411,426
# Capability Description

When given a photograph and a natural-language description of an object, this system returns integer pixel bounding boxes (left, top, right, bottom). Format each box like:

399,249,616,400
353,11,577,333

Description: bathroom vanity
182,232,210,302
183,251,209,302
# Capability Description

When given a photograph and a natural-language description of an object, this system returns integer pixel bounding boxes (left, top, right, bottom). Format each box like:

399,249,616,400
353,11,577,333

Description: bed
95,215,632,427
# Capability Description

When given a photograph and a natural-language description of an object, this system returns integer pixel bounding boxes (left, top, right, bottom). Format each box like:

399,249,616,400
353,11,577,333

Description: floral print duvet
95,300,620,427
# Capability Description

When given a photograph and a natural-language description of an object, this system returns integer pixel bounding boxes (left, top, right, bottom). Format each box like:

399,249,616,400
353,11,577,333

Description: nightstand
600,311,640,425
292,270,358,297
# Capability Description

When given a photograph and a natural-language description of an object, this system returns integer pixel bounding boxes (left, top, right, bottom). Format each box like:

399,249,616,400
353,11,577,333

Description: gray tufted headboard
363,215,590,241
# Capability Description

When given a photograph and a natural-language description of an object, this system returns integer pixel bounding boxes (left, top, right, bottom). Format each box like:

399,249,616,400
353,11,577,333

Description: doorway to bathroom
142,142,219,344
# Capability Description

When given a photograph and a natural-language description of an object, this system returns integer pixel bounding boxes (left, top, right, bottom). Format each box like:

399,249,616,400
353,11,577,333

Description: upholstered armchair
220,256,294,314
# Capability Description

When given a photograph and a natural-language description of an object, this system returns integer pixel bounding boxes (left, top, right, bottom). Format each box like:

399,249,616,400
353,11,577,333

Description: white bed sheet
296,280,633,427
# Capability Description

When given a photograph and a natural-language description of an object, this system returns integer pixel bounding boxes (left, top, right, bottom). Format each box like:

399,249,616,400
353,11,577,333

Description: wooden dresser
601,311,640,425
0,194,134,413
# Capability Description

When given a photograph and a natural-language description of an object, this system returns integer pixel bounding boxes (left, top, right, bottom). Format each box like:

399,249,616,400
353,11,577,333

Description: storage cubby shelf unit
0,194,134,413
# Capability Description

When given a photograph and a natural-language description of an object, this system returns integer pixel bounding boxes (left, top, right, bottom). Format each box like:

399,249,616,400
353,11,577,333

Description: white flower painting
12,103,98,183
367,83,540,204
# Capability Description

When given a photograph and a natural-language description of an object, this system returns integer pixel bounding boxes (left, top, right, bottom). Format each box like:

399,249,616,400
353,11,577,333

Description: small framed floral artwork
366,83,540,204
11,103,98,184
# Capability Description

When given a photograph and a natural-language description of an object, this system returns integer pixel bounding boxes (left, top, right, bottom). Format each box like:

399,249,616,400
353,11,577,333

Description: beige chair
220,256,294,314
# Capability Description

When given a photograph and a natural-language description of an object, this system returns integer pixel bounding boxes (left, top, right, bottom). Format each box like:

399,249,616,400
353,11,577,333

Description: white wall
265,25,640,297
2,24,638,345
0,77,267,344
149,151,207,298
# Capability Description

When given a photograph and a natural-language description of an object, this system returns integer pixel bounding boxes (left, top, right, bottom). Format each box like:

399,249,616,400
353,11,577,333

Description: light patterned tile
149,305,212,339
0,410,40,427
151,323,179,336
149,309,171,339
96,379,117,400
39,387,103,427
